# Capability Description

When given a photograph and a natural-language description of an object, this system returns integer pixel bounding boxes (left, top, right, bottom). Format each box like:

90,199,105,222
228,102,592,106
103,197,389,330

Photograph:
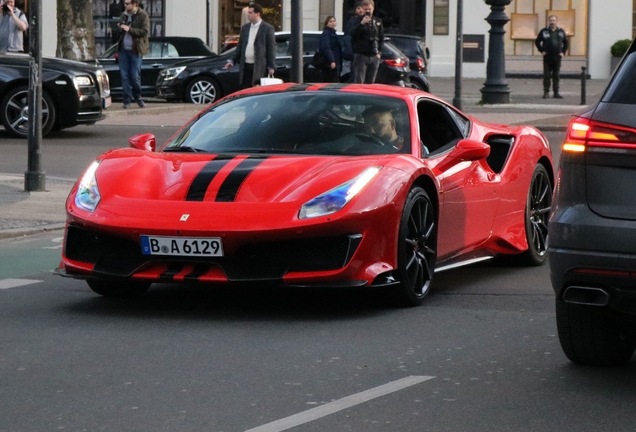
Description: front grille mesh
65,225,361,280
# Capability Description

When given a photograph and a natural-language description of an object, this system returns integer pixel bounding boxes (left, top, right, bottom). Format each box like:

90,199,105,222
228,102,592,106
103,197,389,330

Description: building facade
40,0,632,79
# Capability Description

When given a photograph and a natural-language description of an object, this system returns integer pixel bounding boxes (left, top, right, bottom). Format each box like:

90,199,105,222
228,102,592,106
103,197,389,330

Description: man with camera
116,0,149,109
0,0,28,53
350,0,383,84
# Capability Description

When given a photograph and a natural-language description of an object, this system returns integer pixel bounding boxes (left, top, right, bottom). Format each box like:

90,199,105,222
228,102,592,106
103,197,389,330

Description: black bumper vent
65,225,361,280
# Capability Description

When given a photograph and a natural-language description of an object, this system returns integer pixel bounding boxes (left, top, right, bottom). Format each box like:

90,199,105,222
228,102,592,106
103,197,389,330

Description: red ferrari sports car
56,83,554,306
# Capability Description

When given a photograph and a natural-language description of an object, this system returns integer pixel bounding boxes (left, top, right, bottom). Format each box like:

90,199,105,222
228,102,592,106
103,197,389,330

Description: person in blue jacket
319,16,342,83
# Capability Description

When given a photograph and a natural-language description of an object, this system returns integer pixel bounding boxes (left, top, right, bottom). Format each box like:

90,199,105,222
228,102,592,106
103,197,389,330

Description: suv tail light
383,57,406,67
563,117,636,152
416,57,425,71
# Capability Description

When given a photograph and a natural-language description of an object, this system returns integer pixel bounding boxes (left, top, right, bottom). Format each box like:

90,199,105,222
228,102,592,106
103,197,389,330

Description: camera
2,3,9,13
365,11,371,16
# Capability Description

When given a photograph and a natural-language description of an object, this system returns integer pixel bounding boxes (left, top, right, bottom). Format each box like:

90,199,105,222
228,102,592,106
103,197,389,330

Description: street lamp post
290,0,303,83
479,0,512,104
25,0,45,191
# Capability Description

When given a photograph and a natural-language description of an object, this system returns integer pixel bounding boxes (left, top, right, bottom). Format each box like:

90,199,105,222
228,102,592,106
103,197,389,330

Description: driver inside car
361,106,404,149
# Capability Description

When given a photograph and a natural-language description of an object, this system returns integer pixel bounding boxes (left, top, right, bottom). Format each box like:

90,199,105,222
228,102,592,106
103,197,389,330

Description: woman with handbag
318,16,342,83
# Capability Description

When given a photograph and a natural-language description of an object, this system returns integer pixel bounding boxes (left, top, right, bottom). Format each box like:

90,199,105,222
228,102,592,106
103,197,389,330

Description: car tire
556,299,636,366
407,79,429,92
515,164,552,266
87,279,151,298
1,85,56,138
185,77,221,104
395,186,437,306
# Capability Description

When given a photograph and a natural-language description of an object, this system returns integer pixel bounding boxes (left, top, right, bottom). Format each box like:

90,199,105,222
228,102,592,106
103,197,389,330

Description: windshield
163,92,411,156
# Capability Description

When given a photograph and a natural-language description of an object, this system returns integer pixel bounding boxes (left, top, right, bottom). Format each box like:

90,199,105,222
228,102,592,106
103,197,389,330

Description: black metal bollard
580,66,587,105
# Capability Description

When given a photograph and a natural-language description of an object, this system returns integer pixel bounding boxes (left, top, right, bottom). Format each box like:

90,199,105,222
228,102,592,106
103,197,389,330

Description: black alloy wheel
87,279,151,298
518,164,552,266
396,186,437,306
185,77,220,104
1,86,56,138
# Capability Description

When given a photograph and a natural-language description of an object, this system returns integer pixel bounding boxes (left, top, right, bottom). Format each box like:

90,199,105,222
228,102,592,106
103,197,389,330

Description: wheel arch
0,80,60,132
411,174,439,216
538,155,555,190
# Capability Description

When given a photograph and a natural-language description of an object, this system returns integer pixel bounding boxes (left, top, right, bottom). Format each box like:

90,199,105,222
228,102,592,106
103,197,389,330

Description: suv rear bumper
550,205,636,318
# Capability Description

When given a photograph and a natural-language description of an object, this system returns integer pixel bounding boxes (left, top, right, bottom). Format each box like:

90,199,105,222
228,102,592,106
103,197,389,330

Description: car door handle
151,64,164,68
276,66,288,70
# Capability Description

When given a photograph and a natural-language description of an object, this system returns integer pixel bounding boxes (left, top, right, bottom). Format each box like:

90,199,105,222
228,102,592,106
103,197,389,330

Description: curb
104,104,200,117
0,223,65,240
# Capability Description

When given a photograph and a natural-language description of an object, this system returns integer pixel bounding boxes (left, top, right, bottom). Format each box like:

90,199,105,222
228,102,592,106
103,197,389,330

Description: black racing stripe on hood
317,83,351,91
216,156,268,202
286,83,312,92
186,155,235,201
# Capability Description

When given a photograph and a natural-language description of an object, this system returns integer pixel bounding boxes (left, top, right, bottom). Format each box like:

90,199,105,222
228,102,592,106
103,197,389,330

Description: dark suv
385,34,430,92
549,37,636,366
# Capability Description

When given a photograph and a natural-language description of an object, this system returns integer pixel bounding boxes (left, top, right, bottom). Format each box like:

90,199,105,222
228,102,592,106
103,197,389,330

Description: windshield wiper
163,146,206,153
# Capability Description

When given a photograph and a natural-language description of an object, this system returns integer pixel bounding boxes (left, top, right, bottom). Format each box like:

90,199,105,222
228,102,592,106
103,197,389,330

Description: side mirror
433,139,490,174
129,133,156,152
451,139,491,161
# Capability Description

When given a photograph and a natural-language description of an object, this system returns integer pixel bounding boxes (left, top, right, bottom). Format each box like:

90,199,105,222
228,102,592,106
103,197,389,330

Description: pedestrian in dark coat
224,3,276,89
319,16,342,83
351,0,384,84
535,14,569,99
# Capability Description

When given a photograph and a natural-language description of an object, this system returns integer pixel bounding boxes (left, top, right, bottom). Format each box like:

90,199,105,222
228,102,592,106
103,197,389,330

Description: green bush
611,39,632,57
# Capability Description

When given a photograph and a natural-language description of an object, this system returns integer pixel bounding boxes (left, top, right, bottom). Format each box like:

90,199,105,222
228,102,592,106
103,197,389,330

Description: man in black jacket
535,15,568,99
350,0,384,84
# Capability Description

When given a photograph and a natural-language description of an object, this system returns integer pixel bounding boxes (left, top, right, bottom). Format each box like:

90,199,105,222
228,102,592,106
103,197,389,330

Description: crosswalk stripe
0,279,43,289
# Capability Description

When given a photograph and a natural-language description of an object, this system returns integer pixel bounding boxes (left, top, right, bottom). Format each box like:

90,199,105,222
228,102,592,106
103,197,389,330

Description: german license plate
103,97,112,109
140,236,223,257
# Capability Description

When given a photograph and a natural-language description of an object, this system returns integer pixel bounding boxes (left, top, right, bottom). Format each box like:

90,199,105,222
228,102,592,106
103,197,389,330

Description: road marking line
0,279,43,289
243,375,435,432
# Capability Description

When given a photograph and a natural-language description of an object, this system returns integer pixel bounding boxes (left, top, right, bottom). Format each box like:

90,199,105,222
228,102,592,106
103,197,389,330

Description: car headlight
299,167,382,219
162,66,186,81
75,161,101,212
74,75,92,87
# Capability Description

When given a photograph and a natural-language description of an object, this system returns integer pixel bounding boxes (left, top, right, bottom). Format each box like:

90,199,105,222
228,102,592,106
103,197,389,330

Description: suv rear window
603,52,636,104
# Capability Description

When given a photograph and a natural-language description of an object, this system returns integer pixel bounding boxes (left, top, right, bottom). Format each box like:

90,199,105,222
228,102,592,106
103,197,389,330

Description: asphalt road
4,128,636,431
2,238,636,432
0,124,179,179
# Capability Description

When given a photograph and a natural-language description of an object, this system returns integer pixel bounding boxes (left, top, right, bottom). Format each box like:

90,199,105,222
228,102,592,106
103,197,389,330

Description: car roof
229,82,439,103
385,34,425,41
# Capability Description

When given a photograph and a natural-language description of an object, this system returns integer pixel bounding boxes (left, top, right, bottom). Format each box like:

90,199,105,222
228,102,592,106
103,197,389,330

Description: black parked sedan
0,53,111,138
95,36,215,100
549,37,636,366
156,31,410,104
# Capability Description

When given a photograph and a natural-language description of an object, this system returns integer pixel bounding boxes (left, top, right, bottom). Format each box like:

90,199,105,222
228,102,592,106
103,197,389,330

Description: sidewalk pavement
0,76,610,239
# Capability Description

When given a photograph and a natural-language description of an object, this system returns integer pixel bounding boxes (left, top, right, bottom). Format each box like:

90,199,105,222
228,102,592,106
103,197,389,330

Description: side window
417,100,464,155
276,40,290,57
164,43,179,57
148,42,162,58
446,108,470,137
303,35,320,54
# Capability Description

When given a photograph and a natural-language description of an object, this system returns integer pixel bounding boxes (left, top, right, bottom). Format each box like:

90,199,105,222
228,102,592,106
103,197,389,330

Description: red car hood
92,149,404,205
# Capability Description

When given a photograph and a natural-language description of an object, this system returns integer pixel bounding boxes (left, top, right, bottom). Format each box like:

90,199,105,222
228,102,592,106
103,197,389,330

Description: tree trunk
56,0,96,60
